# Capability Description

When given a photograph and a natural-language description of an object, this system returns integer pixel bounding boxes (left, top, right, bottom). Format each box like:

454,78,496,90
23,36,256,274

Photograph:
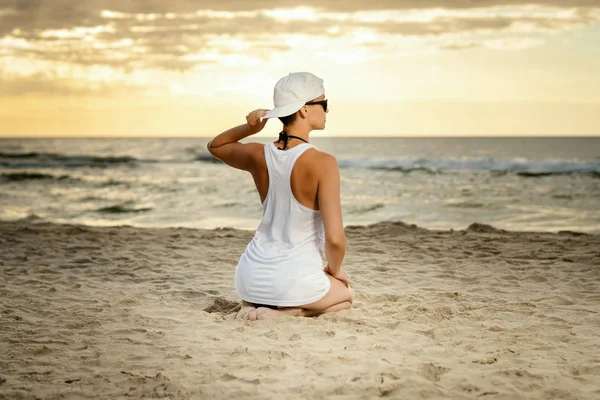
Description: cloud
1,1,599,36
1,4,596,69
0,70,112,96
371,11,597,36
483,37,546,49
0,54,171,96
0,0,598,94
2,1,600,16
438,42,481,50
438,36,546,50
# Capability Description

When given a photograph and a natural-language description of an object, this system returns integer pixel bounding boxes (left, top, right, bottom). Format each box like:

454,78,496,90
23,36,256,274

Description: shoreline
4,216,599,236
1,220,599,398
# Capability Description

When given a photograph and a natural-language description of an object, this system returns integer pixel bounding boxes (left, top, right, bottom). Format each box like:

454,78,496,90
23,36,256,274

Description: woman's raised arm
207,109,267,171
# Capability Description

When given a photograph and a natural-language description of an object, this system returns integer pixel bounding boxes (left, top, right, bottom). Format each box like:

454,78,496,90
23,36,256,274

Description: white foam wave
338,156,600,174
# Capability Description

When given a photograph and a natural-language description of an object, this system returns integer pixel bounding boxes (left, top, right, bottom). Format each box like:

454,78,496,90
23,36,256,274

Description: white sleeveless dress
235,142,330,307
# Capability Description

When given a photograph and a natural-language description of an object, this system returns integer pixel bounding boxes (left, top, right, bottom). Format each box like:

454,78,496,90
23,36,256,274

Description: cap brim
263,101,305,119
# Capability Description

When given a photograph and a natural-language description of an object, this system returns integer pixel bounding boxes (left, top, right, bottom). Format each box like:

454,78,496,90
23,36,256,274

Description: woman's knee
329,275,353,301
302,276,351,311
325,272,353,300
326,301,351,313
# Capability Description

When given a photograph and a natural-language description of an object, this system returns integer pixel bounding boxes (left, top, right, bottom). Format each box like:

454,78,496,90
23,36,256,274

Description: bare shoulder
247,142,267,152
311,150,339,171
247,141,267,159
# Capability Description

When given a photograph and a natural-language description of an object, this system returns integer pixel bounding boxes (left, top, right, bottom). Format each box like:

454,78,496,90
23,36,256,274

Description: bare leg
246,307,303,320
300,301,351,317
301,273,353,311
250,301,351,320
238,273,352,321
243,273,353,320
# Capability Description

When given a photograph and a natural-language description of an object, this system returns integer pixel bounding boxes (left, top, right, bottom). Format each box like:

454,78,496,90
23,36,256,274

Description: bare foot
245,307,304,320
235,301,256,320
255,307,283,320
245,309,259,320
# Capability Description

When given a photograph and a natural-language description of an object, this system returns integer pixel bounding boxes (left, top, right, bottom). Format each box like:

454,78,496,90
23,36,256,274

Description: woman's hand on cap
246,109,268,134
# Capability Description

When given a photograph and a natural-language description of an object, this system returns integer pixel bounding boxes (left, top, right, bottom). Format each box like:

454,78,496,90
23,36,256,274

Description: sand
1,220,599,399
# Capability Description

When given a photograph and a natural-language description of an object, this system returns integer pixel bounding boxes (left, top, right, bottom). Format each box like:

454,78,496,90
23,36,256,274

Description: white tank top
234,142,329,306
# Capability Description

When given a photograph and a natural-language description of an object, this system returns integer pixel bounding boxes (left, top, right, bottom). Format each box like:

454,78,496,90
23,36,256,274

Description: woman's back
251,141,324,257
252,141,321,210
235,142,331,307
207,71,351,317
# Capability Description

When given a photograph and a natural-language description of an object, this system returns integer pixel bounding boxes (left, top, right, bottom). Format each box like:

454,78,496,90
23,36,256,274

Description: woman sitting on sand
207,72,352,320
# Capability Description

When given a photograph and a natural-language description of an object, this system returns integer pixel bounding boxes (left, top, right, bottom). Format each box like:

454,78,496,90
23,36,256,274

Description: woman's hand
324,265,351,288
246,109,268,134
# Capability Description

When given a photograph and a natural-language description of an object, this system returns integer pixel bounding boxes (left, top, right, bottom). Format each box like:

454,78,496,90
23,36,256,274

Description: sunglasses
305,99,328,112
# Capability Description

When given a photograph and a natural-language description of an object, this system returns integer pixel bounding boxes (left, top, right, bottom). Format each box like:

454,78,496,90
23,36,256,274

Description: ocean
1,137,599,233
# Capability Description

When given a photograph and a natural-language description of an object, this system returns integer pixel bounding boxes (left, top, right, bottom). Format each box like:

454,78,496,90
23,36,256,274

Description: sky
0,0,599,137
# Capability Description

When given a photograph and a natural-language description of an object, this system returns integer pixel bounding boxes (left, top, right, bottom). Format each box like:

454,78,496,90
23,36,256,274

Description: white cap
263,72,325,119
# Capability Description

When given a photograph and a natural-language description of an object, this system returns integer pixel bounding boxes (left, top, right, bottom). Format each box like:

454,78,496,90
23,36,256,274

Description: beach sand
1,220,599,399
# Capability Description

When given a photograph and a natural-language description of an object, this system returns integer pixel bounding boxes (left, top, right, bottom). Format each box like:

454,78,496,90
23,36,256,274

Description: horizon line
1,135,600,139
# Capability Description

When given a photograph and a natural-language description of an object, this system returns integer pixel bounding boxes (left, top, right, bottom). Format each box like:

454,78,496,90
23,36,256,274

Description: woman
207,72,352,320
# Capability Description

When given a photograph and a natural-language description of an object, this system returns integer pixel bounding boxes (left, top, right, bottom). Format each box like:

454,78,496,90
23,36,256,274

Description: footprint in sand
262,330,279,340
420,363,450,382
203,297,240,314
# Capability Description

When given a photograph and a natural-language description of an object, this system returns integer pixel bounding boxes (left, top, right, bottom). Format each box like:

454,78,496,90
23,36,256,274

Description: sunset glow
1,1,599,137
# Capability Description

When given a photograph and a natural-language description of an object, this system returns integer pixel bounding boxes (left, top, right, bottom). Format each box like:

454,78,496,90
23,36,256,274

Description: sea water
1,137,599,233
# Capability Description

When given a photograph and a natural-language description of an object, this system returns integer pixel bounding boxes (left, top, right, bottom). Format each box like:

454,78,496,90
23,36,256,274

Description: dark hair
278,111,298,126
